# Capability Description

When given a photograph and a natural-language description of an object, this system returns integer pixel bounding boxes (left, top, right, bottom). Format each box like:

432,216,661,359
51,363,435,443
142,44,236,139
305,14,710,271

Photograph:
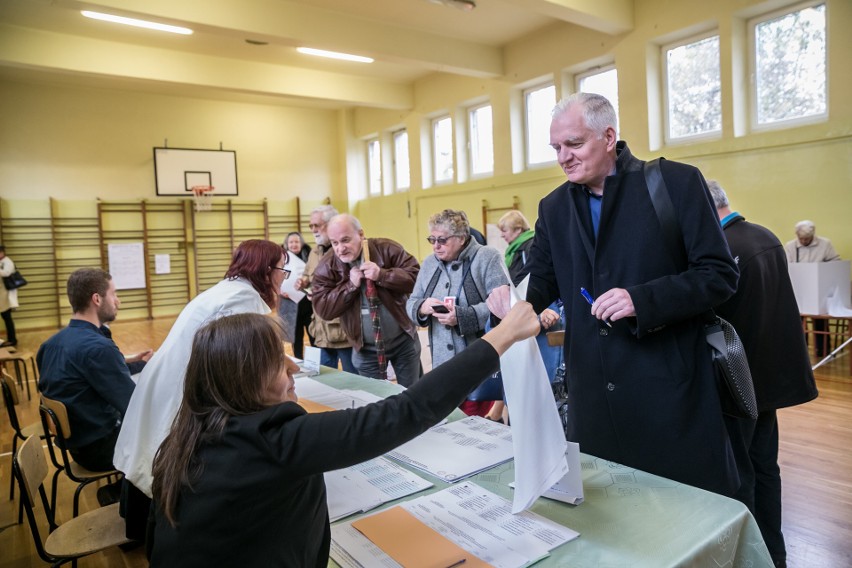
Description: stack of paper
325,457,433,522
295,377,387,411
386,416,514,483
330,482,579,568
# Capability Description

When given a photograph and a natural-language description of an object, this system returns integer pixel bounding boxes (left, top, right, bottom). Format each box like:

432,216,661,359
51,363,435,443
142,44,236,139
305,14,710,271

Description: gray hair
795,220,816,239
428,209,471,238
552,93,617,138
329,213,362,232
311,205,339,223
706,180,729,210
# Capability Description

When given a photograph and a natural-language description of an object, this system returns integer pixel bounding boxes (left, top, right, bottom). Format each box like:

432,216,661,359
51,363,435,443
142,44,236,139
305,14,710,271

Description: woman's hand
482,301,540,355
539,308,559,329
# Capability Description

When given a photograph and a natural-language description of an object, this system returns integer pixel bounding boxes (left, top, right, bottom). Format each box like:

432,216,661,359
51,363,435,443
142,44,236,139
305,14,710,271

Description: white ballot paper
511,441,584,505
330,482,579,568
504,275,569,513
295,377,401,410
325,457,434,522
386,416,514,483
279,253,306,303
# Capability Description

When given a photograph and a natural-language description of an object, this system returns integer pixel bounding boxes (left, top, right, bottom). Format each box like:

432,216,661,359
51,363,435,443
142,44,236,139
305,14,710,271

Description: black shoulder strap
644,158,681,263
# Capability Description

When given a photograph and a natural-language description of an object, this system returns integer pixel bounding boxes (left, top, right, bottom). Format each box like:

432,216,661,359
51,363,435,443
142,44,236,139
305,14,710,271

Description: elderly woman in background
114,239,289,541
279,231,314,358
406,209,508,416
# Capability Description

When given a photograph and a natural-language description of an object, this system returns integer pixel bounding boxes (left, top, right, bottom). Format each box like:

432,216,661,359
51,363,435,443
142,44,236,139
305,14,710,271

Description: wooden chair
13,435,131,567
2,369,44,522
0,347,37,400
39,395,123,517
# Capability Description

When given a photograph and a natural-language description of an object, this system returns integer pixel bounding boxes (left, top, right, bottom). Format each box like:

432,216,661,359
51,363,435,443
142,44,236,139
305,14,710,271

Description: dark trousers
1,308,15,344
293,300,315,359
320,347,356,374
69,427,120,472
813,319,831,357
726,411,786,565
120,479,154,546
352,334,422,387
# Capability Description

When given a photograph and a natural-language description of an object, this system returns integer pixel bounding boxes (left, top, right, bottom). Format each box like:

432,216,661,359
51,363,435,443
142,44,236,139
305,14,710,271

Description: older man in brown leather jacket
312,214,422,386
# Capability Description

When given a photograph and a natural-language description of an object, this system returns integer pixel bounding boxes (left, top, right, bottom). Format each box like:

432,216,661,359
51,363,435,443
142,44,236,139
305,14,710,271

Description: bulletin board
153,147,239,196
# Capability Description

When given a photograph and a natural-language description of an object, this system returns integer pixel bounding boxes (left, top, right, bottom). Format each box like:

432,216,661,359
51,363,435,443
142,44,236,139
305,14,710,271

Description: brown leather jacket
302,244,350,349
312,238,419,351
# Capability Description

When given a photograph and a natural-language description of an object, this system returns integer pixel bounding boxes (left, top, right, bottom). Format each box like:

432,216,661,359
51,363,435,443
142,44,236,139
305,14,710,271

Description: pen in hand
580,287,612,328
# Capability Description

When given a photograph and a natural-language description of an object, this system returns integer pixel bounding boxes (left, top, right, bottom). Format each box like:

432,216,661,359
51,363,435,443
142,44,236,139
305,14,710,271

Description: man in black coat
709,180,818,568
488,93,740,496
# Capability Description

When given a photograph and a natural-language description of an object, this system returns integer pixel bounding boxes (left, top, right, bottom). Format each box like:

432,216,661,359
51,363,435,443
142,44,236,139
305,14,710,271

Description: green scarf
504,229,535,268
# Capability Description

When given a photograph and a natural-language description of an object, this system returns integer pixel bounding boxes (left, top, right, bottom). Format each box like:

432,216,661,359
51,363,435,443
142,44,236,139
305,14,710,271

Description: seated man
37,268,140,473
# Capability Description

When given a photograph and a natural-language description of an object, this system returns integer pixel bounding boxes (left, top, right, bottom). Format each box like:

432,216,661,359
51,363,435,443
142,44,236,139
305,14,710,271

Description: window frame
392,129,410,192
366,137,382,197
432,114,454,185
661,30,722,145
748,0,827,133
467,102,494,177
523,82,557,168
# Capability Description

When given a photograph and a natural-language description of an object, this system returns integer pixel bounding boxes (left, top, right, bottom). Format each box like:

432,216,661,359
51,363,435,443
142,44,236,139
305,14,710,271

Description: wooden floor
1,318,851,567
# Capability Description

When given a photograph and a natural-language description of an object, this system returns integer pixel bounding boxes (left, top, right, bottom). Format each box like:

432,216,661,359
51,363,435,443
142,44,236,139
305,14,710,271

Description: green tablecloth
311,367,773,567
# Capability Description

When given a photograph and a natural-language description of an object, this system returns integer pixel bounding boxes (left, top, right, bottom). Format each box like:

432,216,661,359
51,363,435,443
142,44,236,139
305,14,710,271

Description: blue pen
580,287,612,328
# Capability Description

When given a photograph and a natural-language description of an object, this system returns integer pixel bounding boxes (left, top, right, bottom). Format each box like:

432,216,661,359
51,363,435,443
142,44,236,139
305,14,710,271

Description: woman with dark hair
150,303,540,567
114,239,288,540
279,231,314,357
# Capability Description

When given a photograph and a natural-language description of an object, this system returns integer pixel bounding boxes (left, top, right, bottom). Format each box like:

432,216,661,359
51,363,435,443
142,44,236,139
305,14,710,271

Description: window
751,2,826,128
367,138,381,196
525,83,556,166
432,116,453,183
577,66,619,135
468,104,493,176
393,130,410,191
663,33,721,142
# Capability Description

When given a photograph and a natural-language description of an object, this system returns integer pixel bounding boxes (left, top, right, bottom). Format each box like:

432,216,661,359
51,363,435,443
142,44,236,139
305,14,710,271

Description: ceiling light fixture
297,47,373,63
429,0,476,11
81,10,193,35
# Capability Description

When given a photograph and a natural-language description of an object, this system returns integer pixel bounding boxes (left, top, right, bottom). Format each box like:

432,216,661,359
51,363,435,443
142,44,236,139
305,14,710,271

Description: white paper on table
295,346,321,377
324,457,433,522
279,253,306,303
294,378,390,410
503,274,569,513
330,482,579,568
386,416,514,483
827,286,852,316
511,441,584,505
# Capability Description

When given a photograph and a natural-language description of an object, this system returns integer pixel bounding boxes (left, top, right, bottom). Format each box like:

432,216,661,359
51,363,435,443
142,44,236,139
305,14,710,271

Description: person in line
37,268,146,473
279,231,314,358
709,180,818,568
488,93,740,496
783,219,841,357
0,245,19,347
294,206,357,373
312,214,422,386
406,209,508,416
492,210,562,423
113,239,289,540
150,303,542,567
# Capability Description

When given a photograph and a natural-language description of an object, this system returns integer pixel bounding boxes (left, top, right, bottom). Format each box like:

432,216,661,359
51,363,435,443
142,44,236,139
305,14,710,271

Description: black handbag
643,158,758,420
3,270,27,290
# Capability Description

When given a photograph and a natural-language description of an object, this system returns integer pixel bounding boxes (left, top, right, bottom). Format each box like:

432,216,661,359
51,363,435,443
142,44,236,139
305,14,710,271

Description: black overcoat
524,142,740,495
716,215,818,410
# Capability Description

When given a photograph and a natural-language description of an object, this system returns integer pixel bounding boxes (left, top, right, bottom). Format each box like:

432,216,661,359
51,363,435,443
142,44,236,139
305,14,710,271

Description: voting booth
788,261,851,315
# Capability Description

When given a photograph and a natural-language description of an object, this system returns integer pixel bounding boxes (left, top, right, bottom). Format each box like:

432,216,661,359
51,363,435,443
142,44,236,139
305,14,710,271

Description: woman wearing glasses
406,209,508,416
113,239,289,542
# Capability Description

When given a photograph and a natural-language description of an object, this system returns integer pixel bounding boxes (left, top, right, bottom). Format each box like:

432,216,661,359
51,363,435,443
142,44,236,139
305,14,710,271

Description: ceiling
0,0,633,109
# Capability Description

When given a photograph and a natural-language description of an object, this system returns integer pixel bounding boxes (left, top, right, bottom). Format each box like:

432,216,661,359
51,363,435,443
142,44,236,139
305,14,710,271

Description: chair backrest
14,434,49,507
41,395,72,439
2,369,23,433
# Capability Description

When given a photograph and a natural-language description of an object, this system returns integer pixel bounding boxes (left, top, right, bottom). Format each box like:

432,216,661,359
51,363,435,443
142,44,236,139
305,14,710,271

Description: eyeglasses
426,235,457,246
271,266,291,279
308,223,325,230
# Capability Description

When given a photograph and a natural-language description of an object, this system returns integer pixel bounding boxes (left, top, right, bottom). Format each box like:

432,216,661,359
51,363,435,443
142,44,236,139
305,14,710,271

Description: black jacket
715,214,817,411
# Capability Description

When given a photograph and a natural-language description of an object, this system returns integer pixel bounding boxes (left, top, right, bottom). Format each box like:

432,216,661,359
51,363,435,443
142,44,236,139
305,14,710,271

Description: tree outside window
664,34,721,141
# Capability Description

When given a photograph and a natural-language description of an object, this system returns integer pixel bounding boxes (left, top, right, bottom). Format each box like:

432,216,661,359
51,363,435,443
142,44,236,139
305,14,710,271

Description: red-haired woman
113,239,288,541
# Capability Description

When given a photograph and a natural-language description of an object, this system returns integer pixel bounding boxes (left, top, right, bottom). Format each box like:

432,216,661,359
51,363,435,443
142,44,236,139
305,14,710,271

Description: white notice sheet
386,416,514,483
330,482,579,568
325,457,433,522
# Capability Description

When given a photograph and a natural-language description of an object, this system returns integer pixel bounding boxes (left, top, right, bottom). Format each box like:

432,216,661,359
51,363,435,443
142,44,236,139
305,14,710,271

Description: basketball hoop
191,185,215,212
